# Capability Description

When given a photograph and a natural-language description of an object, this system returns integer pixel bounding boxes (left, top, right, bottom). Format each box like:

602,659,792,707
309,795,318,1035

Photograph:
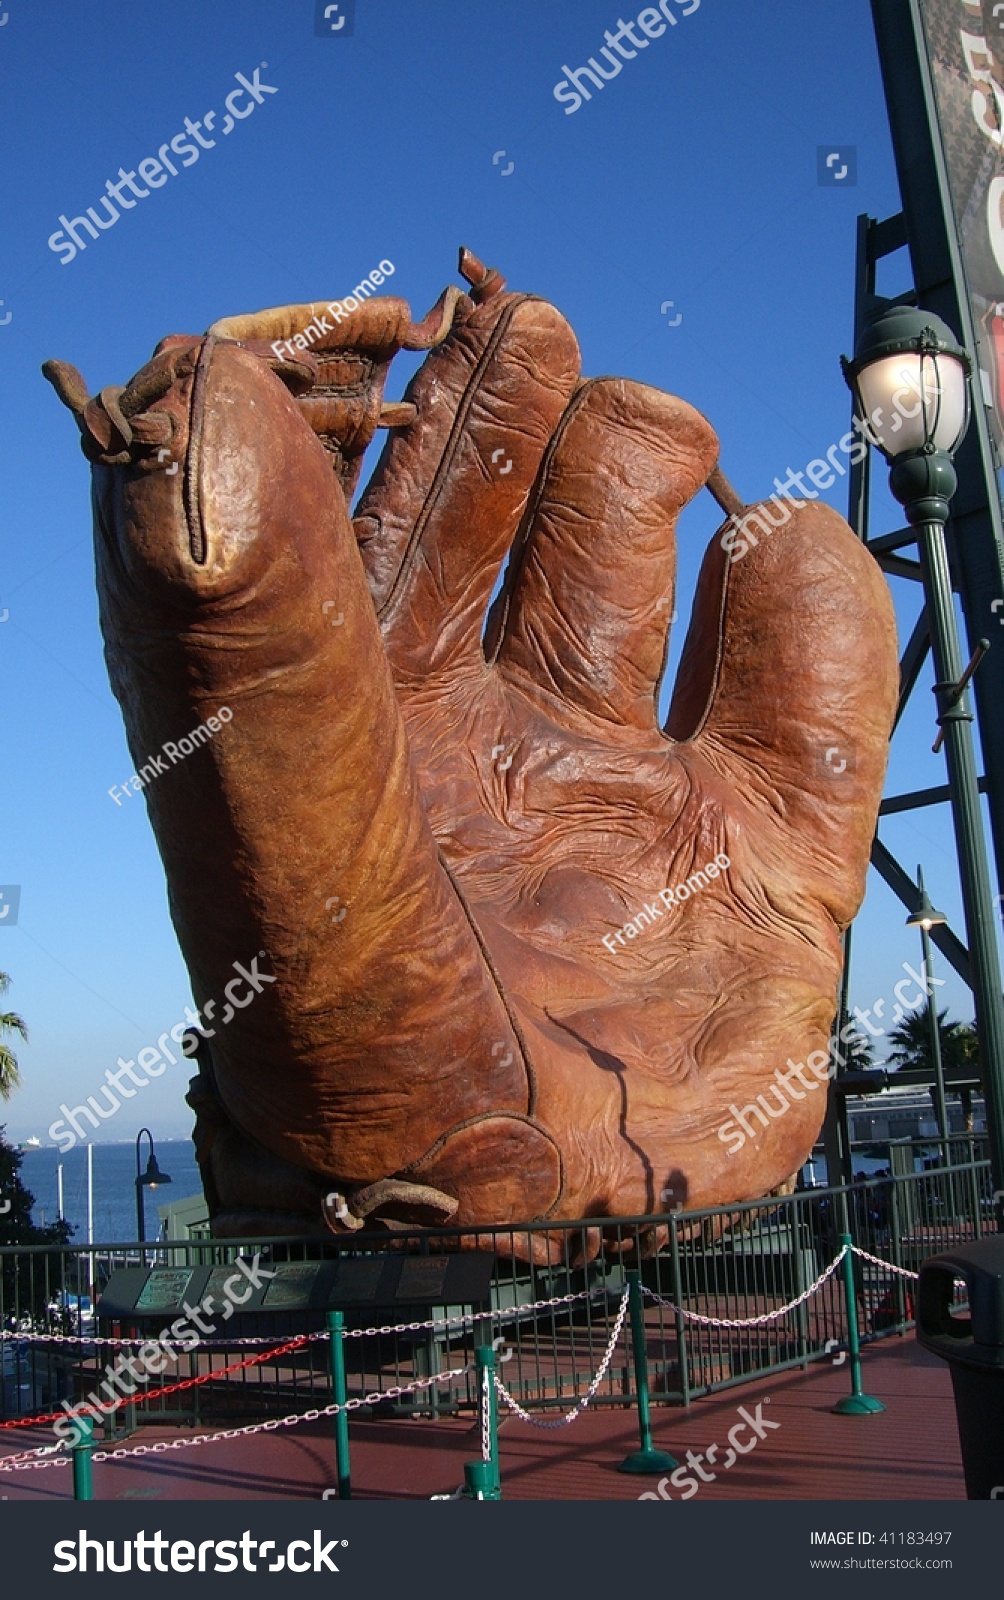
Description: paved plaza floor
0,1335,965,1502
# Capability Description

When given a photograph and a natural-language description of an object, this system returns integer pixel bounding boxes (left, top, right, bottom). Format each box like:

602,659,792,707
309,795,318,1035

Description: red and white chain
0,1362,474,1474
493,1284,631,1430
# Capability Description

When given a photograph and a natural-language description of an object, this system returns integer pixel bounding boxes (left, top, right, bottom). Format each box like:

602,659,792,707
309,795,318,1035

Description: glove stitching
376,297,530,626
184,334,218,565
484,380,596,665
435,848,539,1117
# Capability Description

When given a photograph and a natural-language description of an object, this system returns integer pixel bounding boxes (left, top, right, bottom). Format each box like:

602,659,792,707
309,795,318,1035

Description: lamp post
843,303,1004,1217
905,866,950,1164
135,1128,171,1262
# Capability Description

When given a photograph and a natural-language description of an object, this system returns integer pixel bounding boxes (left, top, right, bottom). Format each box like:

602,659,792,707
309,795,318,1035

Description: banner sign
919,0,1004,450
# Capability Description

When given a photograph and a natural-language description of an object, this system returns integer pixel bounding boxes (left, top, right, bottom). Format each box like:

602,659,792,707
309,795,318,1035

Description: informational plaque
396,1257,450,1301
328,1259,385,1305
203,1266,243,1307
261,1263,323,1308
134,1269,194,1312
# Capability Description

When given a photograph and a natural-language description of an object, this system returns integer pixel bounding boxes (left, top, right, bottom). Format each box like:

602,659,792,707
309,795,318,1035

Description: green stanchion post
463,1344,501,1499
326,1310,351,1498
618,1271,677,1473
832,1234,885,1416
71,1415,94,1501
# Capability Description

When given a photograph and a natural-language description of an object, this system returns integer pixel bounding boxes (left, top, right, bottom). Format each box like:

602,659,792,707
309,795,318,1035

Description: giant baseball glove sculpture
45,250,898,1254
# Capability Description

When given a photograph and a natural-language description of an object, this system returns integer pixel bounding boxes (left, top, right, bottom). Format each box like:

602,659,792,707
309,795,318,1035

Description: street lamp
843,302,1004,1218
905,866,950,1163
135,1128,172,1258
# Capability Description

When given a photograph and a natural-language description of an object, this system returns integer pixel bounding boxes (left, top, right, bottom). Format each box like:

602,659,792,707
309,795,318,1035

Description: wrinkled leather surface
59,268,898,1250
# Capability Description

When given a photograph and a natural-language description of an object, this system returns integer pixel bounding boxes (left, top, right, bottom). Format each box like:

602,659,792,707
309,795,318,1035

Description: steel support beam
871,837,972,988
871,0,1004,903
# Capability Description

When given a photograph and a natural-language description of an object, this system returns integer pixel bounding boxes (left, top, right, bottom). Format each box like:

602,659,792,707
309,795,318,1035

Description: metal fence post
968,1157,984,1241
463,1345,501,1499
832,1234,885,1416
618,1271,677,1474
667,1214,692,1406
888,1181,908,1329
791,1199,810,1369
71,1415,94,1501
326,1310,351,1499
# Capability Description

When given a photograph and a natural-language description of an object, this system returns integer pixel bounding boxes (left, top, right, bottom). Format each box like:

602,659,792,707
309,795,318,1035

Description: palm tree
0,972,27,1100
840,1027,877,1073
885,999,976,1075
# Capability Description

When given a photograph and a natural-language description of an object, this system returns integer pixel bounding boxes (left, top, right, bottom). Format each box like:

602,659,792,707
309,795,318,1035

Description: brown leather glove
43,250,898,1255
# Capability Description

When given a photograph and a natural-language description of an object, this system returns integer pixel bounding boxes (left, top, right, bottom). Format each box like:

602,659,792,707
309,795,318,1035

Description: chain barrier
0,1243,928,1474
640,1245,849,1328
338,1285,609,1341
0,1440,67,1469
0,1332,315,1432
0,1288,614,1461
0,1284,609,1349
850,1245,920,1280
0,1362,475,1475
480,1367,491,1463
0,1326,330,1349
493,1284,631,1430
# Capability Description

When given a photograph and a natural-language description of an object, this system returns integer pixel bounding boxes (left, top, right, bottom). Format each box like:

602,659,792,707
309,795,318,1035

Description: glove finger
88,335,559,1201
353,291,581,684
490,378,718,732
667,500,898,926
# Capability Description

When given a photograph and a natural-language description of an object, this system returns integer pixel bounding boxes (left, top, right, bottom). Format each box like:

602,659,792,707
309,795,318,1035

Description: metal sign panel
96,1253,496,1320
919,0,1004,449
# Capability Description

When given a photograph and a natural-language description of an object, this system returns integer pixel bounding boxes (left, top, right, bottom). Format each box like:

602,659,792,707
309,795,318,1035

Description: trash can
916,1239,1004,1500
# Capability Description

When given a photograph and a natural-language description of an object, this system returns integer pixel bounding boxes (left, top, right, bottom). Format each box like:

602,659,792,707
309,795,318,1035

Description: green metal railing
0,1161,992,1433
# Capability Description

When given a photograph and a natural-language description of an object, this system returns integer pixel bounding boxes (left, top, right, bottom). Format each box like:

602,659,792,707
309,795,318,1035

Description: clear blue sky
1,0,1000,1143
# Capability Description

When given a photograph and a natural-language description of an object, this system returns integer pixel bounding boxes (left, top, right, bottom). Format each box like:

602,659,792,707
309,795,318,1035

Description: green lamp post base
618,1447,678,1474
832,1393,885,1416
